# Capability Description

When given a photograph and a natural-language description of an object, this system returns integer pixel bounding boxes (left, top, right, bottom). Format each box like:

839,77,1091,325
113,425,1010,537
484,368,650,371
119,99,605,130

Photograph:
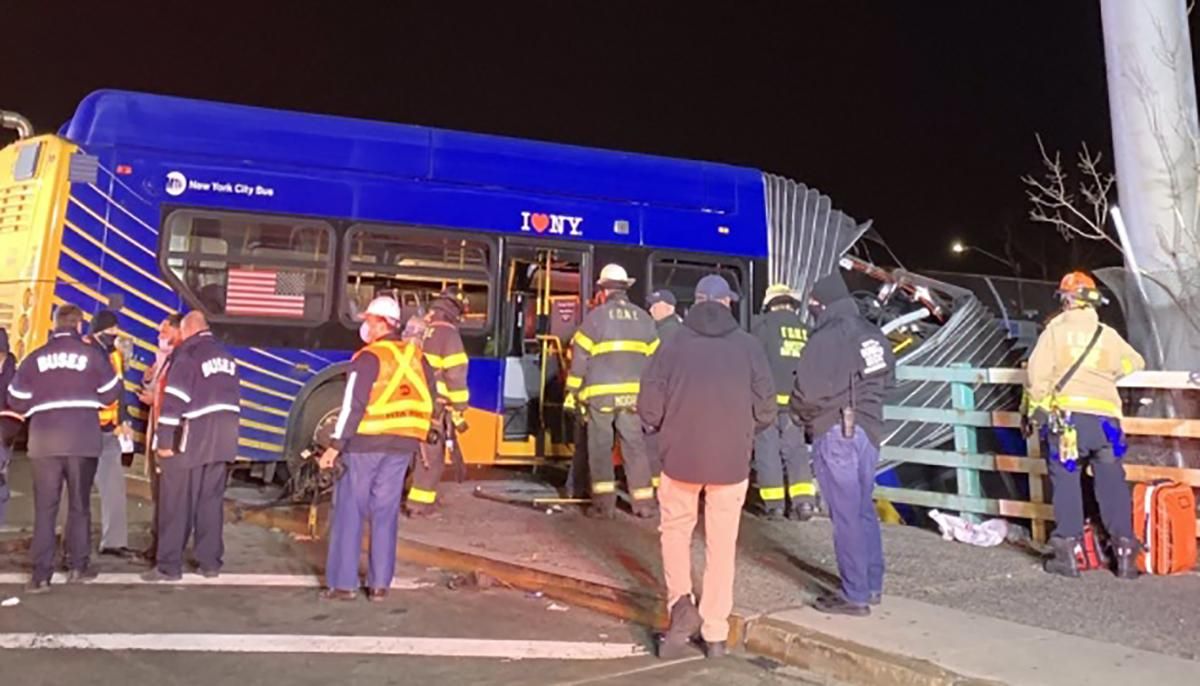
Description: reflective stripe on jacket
357,340,434,439
566,292,658,411
424,319,470,410
1025,307,1145,419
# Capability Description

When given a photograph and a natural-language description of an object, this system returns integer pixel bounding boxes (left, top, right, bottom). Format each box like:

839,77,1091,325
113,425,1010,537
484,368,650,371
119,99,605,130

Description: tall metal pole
1100,0,1200,370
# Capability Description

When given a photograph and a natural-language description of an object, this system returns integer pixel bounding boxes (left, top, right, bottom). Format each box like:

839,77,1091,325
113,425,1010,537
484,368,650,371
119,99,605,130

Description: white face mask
359,322,373,344
158,337,172,351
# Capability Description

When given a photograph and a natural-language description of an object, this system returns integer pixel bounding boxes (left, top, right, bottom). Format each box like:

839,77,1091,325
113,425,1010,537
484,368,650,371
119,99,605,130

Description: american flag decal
225,268,307,318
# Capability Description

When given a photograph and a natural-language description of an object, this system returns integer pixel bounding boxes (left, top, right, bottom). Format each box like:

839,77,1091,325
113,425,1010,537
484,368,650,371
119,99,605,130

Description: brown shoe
319,588,358,601
367,588,389,603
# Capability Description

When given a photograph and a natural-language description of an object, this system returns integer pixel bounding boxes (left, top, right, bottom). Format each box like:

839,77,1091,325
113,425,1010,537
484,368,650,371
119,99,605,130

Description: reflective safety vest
356,340,434,439
99,348,124,429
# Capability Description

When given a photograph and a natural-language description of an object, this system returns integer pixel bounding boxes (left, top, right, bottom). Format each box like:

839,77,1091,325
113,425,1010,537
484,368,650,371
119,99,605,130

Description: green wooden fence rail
879,365,1200,542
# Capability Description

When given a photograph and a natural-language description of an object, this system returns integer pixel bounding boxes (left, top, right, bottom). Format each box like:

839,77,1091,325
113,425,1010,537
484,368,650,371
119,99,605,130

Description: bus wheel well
284,378,346,480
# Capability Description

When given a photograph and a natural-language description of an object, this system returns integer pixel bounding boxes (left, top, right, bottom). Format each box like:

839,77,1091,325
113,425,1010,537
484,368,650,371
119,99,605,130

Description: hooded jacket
790,273,895,447
638,301,776,485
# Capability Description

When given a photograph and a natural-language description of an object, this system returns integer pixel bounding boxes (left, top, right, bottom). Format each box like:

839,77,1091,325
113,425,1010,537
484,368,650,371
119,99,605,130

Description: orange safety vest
355,339,434,439
99,348,124,428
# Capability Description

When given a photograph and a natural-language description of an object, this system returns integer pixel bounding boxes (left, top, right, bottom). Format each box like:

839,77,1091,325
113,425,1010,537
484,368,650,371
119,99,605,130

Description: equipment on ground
1134,480,1197,575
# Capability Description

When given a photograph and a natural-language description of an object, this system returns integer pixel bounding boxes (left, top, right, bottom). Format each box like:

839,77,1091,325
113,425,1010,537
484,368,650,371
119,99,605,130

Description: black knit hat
90,309,120,334
809,272,851,306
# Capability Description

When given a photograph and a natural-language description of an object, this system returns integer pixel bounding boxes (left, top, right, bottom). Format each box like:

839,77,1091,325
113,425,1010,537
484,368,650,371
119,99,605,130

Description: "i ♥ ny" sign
519,211,584,237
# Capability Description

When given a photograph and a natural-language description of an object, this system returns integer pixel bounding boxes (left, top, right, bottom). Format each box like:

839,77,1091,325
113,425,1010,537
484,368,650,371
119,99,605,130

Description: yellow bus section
455,407,574,465
0,135,74,358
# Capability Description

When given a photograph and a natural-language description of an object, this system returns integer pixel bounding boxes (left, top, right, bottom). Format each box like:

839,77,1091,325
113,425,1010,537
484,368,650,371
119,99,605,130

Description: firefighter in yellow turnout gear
566,264,659,519
1025,271,1145,579
408,287,471,517
752,284,815,520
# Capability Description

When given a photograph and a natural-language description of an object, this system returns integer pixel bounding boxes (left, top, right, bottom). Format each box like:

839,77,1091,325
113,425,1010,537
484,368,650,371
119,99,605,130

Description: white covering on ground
928,509,1009,547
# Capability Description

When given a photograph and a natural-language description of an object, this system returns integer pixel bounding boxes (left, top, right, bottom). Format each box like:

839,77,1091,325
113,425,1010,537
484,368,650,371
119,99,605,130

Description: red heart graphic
531,213,550,233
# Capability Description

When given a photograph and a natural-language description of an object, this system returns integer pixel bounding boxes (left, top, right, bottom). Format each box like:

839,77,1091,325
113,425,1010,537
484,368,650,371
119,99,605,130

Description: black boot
1114,537,1140,580
760,505,785,521
1043,536,1081,578
789,501,816,522
657,595,702,659
586,494,617,520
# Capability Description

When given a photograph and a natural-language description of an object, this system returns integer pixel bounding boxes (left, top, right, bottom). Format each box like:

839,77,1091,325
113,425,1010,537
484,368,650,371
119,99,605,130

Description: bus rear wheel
283,381,345,491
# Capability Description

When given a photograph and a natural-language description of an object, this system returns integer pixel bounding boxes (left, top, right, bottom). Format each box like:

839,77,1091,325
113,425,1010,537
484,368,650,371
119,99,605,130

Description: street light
949,241,1011,270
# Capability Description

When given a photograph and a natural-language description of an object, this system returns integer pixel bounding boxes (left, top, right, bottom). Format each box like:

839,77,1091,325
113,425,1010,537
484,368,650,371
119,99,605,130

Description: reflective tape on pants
788,481,816,497
631,487,655,501
592,481,616,494
408,487,438,504
759,486,785,501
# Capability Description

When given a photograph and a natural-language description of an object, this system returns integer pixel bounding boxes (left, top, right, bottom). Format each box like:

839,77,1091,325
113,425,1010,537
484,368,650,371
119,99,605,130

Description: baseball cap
646,289,676,307
694,274,739,302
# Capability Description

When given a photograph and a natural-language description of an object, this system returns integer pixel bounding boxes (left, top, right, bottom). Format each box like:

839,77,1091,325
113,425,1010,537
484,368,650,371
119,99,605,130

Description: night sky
7,2,1198,277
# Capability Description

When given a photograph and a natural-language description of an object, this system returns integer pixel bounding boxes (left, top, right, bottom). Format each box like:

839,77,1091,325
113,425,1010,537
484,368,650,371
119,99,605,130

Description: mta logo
165,171,188,197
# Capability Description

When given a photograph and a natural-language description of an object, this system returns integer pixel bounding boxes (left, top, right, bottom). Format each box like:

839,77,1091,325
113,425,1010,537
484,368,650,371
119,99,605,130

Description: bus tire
285,380,345,483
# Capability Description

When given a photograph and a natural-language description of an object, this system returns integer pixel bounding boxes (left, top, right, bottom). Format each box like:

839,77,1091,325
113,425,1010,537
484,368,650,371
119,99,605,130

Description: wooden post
1025,433,1047,543
950,363,982,523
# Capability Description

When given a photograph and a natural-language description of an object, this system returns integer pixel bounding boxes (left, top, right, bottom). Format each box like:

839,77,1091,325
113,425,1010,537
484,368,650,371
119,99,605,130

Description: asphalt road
0,571,821,686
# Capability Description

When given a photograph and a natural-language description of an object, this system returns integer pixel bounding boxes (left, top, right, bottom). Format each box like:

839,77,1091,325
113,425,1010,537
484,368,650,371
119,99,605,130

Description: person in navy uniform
6,304,121,593
319,297,436,602
144,311,240,582
791,272,895,616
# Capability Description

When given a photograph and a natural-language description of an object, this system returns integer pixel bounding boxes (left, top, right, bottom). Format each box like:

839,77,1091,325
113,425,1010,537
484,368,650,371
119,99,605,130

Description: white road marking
0,573,432,590
0,633,648,660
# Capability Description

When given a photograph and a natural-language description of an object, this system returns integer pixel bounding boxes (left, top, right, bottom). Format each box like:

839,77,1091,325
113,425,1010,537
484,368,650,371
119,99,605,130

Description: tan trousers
657,473,748,642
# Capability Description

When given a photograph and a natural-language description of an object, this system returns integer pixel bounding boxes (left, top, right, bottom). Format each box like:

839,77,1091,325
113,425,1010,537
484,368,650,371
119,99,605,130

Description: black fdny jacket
753,308,808,406
330,334,436,454
791,273,895,447
6,328,120,459
567,292,659,411
156,330,240,467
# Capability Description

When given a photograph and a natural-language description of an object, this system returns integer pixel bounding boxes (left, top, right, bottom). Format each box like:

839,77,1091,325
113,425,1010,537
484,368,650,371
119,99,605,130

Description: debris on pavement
1,596,19,608
546,602,569,612
928,509,1008,547
446,570,509,591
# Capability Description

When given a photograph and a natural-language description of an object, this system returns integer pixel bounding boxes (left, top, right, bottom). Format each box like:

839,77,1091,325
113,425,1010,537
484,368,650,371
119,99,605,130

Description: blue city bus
0,90,769,478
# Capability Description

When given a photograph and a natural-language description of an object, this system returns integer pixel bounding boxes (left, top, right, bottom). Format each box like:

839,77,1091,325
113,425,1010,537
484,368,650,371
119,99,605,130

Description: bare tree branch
1020,134,1124,253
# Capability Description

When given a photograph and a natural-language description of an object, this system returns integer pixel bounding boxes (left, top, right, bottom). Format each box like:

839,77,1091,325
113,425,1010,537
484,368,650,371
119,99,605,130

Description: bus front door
498,244,589,461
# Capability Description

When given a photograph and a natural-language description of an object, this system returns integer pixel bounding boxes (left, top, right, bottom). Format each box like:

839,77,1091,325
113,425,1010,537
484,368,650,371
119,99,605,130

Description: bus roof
64,90,760,215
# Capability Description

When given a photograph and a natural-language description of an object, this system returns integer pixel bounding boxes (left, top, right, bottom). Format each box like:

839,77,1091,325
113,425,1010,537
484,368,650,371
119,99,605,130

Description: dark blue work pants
31,455,98,582
1044,412,1133,541
811,425,884,606
156,461,228,576
325,451,412,591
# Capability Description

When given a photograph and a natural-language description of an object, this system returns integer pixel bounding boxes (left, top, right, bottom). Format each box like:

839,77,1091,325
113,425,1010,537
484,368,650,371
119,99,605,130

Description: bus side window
161,209,333,323
341,224,494,354
647,253,746,322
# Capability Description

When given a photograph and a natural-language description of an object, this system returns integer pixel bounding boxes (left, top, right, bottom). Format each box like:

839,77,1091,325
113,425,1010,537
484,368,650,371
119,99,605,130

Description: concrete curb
741,615,1006,686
